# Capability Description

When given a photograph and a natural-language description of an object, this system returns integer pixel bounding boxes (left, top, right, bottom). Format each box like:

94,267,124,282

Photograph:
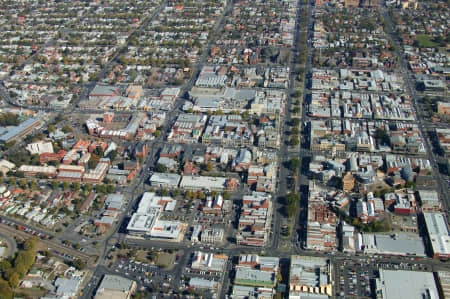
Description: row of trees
50,181,114,194
283,193,301,218
0,237,38,298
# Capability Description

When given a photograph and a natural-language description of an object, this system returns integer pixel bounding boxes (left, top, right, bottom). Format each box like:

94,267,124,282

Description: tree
61,125,72,133
288,158,301,171
72,259,85,270
88,154,100,169
0,279,13,299
19,179,27,189
155,163,167,173
8,272,19,288
29,179,37,190
285,203,297,218
292,90,301,98
8,178,16,186
84,183,92,192
106,185,115,193
108,149,118,161
285,193,300,205
0,260,11,272
3,141,16,151
72,182,80,192
47,124,56,133
291,118,300,126
51,181,59,190
289,137,299,146
375,128,389,145
94,146,104,158
62,182,70,191
96,184,106,194
23,237,37,251
15,263,26,278
197,191,205,200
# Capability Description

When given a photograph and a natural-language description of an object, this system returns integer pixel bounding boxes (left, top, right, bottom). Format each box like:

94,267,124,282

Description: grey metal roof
98,274,134,292
379,270,439,299
0,117,40,142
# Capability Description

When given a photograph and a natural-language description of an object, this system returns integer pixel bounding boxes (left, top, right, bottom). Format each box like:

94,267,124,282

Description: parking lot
335,260,376,298
335,257,434,298
111,258,175,291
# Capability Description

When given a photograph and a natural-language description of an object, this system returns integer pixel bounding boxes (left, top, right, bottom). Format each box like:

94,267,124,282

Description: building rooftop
180,175,227,191
55,277,82,296
377,270,439,299
189,277,216,289
149,172,181,186
191,251,228,272
90,85,118,97
97,274,135,293
235,267,276,287
361,233,426,256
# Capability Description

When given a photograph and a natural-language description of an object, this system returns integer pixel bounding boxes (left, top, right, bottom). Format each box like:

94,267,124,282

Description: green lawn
415,35,438,48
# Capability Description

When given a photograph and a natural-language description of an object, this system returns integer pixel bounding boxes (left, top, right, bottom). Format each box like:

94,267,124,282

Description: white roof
149,172,181,186
379,270,439,299
26,141,53,155
423,213,449,236
180,175,227,190
127,213,157,233
150,220,182,239
18,165,56,173
0,159,15,170
424,213,450,256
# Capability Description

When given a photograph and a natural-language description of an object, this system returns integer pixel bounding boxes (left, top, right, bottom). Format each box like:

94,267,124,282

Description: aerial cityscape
0,0,448,298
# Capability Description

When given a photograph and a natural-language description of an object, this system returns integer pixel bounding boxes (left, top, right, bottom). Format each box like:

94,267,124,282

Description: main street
381,8,449,219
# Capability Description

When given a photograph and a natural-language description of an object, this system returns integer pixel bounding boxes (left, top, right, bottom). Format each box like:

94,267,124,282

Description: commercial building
289,256,333,298
179,175,228,191
0,117,40,143
127,192,183,240
437,101,450,115
375,270,439,299
149,172,181,188
306,191,338,251
18,165,57,177
201,227,224,244
237,192,273,247
26,141,53,155
94,274,136,299
190,251,228,273
189,277,219,290
418,190,442,212
357,233,426,256
235,267,276,288
54,277,83,298
437,271,450,299
150,220,183,239
0,159,15,175
231,285,275,299
105,193,125,211
89,85,119,100
423,212,450,259
234,255,279,290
